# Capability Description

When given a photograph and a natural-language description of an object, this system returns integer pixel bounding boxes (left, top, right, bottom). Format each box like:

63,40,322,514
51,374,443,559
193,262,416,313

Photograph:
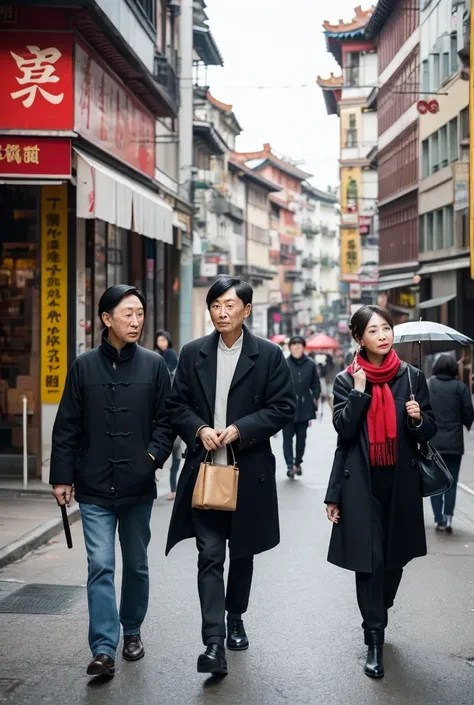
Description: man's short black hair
206,276,253,310
98,285,146,323
289,336,306,347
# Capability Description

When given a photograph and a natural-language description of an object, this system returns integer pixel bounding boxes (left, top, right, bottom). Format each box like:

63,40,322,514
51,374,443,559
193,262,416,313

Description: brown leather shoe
86,654,115,677
123,635,145,661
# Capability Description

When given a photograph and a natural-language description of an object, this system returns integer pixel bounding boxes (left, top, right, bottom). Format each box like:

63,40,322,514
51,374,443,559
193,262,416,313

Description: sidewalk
0,457,176,569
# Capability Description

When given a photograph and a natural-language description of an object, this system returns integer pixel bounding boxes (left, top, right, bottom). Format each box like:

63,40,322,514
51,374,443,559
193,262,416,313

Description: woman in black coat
428,354,474,532
325,305,436,679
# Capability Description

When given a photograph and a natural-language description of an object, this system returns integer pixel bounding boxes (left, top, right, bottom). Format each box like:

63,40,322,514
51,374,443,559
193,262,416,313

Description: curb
0,505,81,570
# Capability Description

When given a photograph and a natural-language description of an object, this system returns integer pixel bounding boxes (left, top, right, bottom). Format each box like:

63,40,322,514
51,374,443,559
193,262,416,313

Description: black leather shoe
364,645,384,678
86,654,115,677
226,619,249,651
197,644,228,675
122,635,145,661
295,465,303,476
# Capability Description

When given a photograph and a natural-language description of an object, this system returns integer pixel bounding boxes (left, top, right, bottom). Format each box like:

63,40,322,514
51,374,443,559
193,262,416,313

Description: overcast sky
205,0,372,191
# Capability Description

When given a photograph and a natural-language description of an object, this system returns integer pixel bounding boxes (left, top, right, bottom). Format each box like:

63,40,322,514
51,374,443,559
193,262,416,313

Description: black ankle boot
364,630,384,679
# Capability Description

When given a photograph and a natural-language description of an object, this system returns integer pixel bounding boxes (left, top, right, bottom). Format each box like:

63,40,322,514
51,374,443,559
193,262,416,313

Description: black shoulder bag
407,366,454,498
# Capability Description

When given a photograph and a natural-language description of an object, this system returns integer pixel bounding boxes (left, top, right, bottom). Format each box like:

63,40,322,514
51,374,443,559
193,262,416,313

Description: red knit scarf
348,348,400,466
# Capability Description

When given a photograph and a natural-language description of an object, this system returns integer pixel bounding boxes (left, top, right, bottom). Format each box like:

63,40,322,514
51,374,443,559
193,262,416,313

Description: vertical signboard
470,16,474,278
340,228,361,281
41,184,68,403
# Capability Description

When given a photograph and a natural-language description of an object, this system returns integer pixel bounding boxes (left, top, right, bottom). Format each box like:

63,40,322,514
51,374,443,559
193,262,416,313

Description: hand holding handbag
192,444,240,511
407,366,454,498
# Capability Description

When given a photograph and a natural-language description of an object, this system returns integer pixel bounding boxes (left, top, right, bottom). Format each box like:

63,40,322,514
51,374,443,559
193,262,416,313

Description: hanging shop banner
0,137,71,177
0,31,74,130
41,184,68,404
340,228,361,282
74,42,155,178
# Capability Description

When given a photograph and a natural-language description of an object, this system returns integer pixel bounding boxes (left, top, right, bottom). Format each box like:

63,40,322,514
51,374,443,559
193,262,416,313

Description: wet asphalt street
1,407,474,705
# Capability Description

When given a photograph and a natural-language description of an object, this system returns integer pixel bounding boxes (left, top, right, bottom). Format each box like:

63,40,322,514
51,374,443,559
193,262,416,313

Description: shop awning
418,294,456,310
378,277,415,291
75,149,173,245
417,258,469,276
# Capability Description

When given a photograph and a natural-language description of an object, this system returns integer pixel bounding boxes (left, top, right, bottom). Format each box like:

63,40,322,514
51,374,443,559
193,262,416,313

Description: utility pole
178,0,194,346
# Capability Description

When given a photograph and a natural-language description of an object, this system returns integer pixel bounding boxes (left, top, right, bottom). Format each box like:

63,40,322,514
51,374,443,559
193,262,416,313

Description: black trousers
282,421,309,468
355,466,403,641
192,509,254,645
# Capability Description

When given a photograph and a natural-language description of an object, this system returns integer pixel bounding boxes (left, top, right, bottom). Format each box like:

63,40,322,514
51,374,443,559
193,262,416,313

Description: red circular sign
417,100,428,115
428,99,439,114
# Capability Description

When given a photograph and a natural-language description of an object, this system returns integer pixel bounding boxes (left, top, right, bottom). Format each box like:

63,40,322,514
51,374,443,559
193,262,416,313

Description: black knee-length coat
324,362,437,573
165,326,296,559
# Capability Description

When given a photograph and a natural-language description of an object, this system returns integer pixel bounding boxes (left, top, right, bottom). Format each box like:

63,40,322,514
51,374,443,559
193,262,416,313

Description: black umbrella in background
393,321,473,369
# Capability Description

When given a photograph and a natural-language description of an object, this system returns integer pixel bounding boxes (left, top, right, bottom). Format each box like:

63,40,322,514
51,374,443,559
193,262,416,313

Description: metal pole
22,395,28,490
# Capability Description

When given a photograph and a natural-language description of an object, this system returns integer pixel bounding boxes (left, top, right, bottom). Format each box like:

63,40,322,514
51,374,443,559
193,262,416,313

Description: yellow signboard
340,228,361,281
470,17,474,278
41,184,68,404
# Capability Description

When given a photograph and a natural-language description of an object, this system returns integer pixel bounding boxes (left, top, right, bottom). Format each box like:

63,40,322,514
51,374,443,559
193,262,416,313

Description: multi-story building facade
416,0,471,333
233,144,311,336
298,184,340,331
318,6,379,311
365,0,421,321
0,0,192,482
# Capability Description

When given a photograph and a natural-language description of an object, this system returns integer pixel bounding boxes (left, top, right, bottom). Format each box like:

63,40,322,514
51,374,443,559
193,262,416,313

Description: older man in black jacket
165,276,295,676
50,285,173,679
283,336,321,478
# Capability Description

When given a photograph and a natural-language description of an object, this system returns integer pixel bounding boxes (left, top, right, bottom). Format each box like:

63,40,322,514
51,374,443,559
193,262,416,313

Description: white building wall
95,0,155,71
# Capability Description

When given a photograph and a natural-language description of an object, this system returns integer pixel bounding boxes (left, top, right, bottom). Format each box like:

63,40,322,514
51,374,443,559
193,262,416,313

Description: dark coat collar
100,329,137,362
196,325,259,416
199,324,259,358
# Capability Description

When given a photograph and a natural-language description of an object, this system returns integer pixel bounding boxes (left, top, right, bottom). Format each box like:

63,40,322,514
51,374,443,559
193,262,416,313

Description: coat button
253,396,259,403
259,474,265,483
410,459,417,468
344,470,350,479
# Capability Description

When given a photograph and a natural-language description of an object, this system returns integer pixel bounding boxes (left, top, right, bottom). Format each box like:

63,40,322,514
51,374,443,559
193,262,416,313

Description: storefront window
107,225,129,286
0,186,40,463
93,220,107,347
143,238,156,351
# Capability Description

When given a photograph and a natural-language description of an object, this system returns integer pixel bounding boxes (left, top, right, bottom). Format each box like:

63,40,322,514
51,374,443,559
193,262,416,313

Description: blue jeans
80,501,153,658
430,454,462,524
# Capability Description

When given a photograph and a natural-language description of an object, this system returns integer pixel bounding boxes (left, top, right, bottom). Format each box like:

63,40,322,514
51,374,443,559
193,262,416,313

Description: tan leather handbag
192,445,239,512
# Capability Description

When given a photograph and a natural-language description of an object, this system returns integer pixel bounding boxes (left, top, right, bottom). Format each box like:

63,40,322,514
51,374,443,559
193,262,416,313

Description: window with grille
130,0,156,27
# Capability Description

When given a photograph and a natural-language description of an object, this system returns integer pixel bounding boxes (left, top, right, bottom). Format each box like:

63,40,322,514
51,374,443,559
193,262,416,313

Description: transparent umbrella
393,321,473,367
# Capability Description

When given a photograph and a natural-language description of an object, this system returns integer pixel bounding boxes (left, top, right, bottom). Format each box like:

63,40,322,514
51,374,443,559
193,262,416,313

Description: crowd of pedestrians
49,278,473,684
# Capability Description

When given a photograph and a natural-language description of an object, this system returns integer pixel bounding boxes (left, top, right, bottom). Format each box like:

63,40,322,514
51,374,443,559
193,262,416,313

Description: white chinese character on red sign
10,46,64,108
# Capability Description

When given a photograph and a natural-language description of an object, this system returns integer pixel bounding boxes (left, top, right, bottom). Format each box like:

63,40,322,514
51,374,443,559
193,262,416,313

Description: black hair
289,336,306,347
206,276,253,310
156,329,173,349
98,285,146,324
432,354,458,378
349,305,394,342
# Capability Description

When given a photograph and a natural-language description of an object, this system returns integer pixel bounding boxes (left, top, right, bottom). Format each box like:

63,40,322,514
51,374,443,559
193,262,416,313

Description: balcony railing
303,280,317,293
301,222,320,238
154,53,180,115
345,129,358,148
302,256,319,268
284,269,303,282
211,195,244,221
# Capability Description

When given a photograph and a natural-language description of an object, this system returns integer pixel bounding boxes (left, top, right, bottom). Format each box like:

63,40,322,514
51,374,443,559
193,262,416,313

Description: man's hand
326,503,340,524
218,425,240,445
198,426,222,452
52,484,73,507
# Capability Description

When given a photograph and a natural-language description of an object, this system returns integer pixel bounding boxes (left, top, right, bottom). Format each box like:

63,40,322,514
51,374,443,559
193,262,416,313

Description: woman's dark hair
289,336,306,347
349,305,394,342
432,353,458,378
156,329,173,349
206,276,253,310
98,285,146,324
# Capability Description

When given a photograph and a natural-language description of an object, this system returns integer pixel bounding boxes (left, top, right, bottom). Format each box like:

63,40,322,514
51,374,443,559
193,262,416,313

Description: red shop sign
0,32,74,130
0,137,71,177
74,42,156,178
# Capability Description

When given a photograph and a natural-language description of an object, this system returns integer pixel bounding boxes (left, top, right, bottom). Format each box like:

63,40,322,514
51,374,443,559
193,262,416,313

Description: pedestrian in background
165,276,295,676
283,336,320,478
50,285,174,679
428,353,474,532
156,329,181,500
325,305,436,679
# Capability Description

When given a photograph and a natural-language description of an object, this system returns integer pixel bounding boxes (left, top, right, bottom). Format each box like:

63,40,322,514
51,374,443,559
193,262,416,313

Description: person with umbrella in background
428,353,474,532
283,336,321,479
325,305,436,679
156,330,181,500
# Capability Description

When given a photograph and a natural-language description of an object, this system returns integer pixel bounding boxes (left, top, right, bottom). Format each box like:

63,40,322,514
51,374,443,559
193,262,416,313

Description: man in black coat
50,285,174,679
283,336,321,478
165,276,295,676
